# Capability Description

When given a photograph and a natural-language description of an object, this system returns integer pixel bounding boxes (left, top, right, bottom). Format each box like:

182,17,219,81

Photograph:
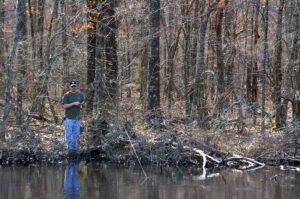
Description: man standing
62,81,86,158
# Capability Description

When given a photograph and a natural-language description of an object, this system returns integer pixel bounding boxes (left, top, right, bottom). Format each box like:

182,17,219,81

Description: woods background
0,0,299,144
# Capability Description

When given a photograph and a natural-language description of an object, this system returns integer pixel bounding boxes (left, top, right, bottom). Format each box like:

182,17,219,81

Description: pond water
1,161,300,199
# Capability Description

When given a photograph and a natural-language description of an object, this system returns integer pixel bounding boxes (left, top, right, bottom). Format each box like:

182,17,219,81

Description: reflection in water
0,162,300,199
64,161,80,199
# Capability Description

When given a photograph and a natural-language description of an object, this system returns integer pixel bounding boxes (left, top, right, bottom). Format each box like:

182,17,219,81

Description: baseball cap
69,81,77,87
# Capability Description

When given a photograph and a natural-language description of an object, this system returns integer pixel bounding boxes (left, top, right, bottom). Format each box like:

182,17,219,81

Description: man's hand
73,102,81,106
81,101,86,107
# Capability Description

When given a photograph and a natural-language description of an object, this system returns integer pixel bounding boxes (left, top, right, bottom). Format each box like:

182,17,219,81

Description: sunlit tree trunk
148,0,161,123
272,0,285,128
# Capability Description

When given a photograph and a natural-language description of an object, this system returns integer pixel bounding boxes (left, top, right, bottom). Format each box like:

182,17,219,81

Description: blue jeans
65,118,81,150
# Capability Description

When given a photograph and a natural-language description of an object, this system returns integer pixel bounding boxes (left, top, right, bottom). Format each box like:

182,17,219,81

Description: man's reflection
64,161,80,199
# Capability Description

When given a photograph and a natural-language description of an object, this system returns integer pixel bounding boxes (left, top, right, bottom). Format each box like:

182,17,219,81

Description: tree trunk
224,0,234,96
93,0,105,118
148,0,161,123
61,0,69,84
140,42,148,100
261,0,269,133
213,3,225,117
183,0,198,119
1,0,27,140
190,1,219,122
35,0,45,121
294,0,300,126
86,0,97,113
37,0,45,71
16,0,28,125
0,0,6,94
104,0,118,99
272,0,285,128
28,0,36,66
282,0,299,126
252,0,260,104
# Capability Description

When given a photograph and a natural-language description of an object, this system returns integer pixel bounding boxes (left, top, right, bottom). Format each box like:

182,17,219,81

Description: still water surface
1,161,300,199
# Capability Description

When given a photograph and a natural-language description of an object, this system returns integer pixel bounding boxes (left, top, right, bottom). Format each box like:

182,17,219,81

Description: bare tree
86,0,97,113
104,0,118,99
294,0,300,126
16,0,28,125
261,0,269,133
0,0,6,94
148,0,161,123
1,0,27,140
282,0,300,126
23,0,61,134
213,1,225,117
190,1,219,122
272,0,285,128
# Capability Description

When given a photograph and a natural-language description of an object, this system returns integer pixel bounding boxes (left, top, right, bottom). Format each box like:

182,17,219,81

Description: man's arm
63,102,81,109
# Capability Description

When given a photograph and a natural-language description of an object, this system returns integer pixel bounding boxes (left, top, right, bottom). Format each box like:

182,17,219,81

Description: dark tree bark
86,0,98,113
34,0,46,120
246,0,260,104
272,0,285,128
37,0,45,71
148,0,161,123
251,0,260,104
213,2,225,117
183,0,198,119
